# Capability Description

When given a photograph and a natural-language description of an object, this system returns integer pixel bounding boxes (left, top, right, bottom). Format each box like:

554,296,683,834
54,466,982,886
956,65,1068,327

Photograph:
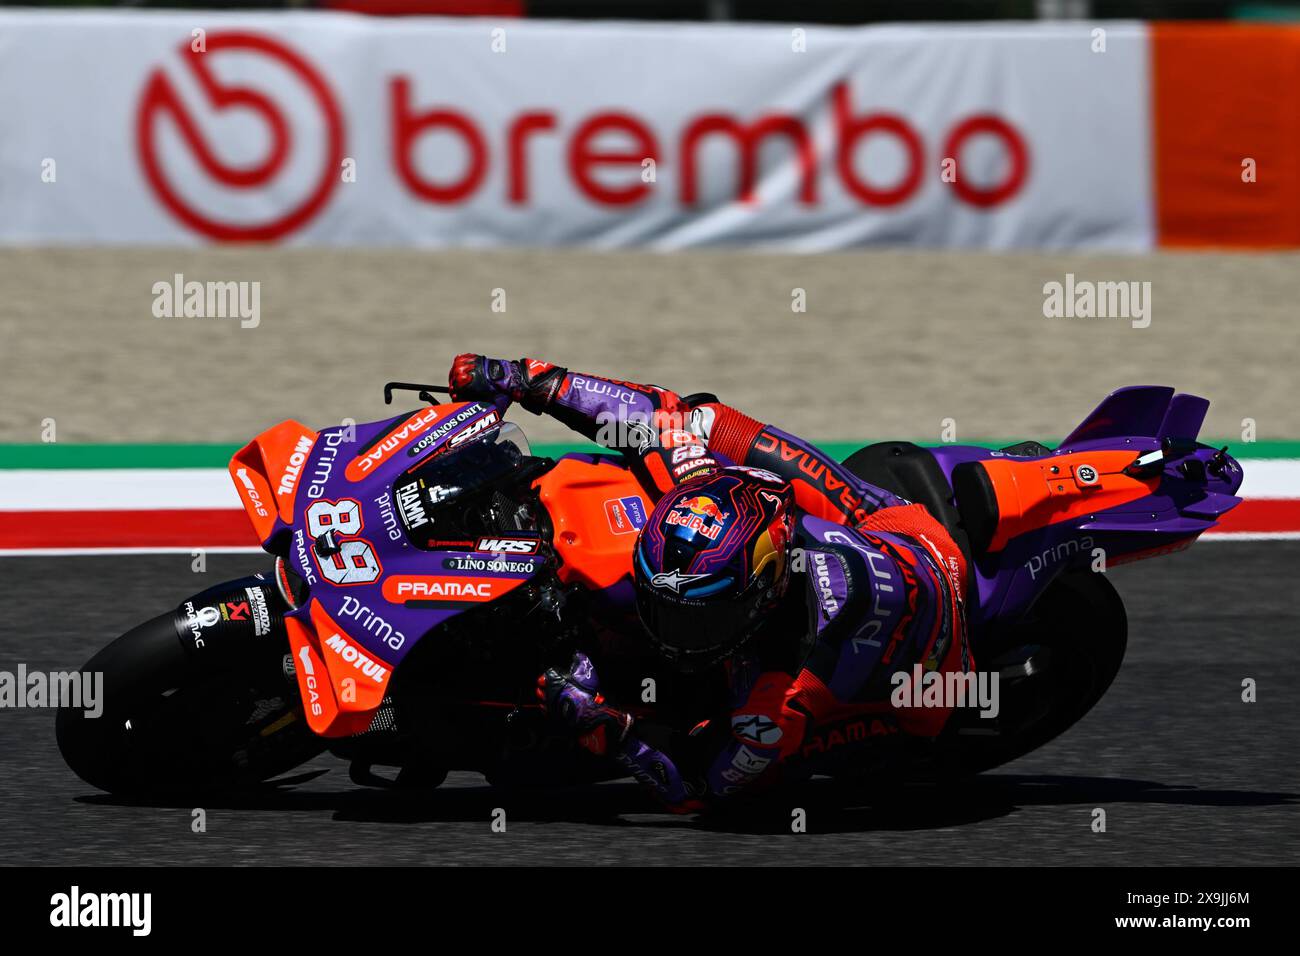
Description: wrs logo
136,32,345,241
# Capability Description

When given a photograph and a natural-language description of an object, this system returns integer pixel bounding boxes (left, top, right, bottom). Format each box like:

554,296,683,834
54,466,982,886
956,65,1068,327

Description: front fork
170,570,294,678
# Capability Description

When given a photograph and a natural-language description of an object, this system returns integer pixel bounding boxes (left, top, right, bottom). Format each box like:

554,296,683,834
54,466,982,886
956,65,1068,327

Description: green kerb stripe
2,440,1297,470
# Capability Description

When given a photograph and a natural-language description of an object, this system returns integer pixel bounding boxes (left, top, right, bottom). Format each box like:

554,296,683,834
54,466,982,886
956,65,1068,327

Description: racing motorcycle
57,383,1244,798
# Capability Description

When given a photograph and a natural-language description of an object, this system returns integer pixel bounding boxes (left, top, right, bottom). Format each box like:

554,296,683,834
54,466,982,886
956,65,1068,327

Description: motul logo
278,435,315,499
323,632,389,684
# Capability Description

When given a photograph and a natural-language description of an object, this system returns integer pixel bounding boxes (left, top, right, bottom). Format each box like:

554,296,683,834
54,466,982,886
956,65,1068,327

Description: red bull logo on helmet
667,496,729,540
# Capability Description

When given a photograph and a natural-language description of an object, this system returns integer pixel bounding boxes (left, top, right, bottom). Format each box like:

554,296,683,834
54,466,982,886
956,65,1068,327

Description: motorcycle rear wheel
924,569,1128,778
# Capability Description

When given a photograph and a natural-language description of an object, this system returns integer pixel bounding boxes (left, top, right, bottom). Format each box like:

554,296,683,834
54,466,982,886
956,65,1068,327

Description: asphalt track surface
0,542,1295,866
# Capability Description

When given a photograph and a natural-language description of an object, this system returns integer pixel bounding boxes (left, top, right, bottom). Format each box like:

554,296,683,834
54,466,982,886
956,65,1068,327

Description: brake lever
383,381,451,406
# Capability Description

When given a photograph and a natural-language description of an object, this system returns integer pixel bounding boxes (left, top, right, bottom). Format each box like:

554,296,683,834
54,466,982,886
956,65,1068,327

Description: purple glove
450,353,570,414
536,652,633,756
449,353,524,403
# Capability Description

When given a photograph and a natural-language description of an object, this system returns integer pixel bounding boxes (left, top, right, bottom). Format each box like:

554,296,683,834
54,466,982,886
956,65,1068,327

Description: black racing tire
55,611,325,797
926,569,1128,777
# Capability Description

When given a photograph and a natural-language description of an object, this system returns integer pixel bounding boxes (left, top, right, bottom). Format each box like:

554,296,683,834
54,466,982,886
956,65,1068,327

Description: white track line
0,459,1297,510
0,547,265,557
0,469,238,511
2,537,1296,557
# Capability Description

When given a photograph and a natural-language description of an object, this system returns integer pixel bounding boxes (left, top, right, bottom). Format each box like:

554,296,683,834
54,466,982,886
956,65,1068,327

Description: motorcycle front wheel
56,611,324,797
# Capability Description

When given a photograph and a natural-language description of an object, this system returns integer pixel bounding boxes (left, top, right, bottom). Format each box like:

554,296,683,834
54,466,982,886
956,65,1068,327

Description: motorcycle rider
449,354,973,811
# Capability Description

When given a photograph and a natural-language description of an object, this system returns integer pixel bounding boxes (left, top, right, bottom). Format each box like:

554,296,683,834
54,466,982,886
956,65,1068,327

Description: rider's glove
449,354,568,413
449,353,524,403
536,652,633,757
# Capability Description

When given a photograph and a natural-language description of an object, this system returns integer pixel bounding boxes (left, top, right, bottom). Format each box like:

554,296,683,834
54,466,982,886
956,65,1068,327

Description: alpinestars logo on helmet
651,570,710,593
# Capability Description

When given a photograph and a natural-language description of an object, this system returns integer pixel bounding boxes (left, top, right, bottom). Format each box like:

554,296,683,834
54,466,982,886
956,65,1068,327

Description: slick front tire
56,611,324,797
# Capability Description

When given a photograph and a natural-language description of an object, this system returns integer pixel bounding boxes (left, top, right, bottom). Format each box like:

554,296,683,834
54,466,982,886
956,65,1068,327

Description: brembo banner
0,13,1157,249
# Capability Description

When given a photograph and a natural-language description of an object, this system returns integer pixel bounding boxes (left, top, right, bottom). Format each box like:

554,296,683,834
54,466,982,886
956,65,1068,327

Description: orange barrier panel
1153,23,1300,248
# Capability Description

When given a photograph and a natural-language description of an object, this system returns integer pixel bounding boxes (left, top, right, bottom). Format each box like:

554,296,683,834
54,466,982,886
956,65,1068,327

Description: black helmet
633,467,794,672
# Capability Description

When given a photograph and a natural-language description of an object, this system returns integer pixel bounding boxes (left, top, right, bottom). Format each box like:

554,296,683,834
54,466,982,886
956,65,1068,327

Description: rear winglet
1157,393,1210,442
1059,386,1175,447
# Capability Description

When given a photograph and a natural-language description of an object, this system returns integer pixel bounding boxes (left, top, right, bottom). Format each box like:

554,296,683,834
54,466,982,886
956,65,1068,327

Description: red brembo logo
136,33,1028,241
392,80,1029,210
136,32,345,241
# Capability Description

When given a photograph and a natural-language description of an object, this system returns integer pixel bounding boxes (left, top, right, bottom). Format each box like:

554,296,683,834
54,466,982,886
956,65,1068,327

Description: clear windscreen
494,421,531,458
390,416,535,548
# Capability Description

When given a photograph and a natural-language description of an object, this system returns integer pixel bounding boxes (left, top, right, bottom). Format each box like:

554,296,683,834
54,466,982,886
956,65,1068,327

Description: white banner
0,13,1154,250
